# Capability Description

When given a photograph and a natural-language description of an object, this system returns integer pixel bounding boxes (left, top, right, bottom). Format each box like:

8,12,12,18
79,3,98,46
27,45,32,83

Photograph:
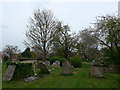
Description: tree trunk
43,41,47,60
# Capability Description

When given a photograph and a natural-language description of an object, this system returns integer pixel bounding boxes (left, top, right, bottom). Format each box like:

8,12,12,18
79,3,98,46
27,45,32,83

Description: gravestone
71,65,74,69
62,60,73,74
104,67,112,72
3,65,16,81
24,75,39,82
91,62,104,78
44,61,50,67
38,62,50,74
51,61,60,68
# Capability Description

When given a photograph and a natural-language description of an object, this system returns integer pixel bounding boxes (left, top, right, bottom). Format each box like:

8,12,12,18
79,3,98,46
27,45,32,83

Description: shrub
69,56,82,68
49,56,67,65
3,56,9,61
103,48,120,66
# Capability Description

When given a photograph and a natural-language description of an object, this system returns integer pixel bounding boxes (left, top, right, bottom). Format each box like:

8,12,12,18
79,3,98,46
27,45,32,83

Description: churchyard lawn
2,61,119,88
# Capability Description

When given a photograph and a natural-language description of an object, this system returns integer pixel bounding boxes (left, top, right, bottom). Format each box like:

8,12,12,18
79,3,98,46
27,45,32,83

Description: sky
0,0,119,52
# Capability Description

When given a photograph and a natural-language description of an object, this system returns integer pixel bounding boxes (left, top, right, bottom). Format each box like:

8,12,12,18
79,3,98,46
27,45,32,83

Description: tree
26,9,58,60
21,47,32,58
91,15,120,66
53,22,76,59
76,28,99,61
2,45,20,61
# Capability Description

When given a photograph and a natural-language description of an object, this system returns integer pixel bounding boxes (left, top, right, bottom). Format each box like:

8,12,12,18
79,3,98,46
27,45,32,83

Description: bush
49,56,67,65
3,56,9,61
69,56,82,68
103,48,120,66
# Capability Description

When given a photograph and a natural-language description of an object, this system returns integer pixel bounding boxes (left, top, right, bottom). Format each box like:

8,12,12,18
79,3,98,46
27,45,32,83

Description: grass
0,61,2,89
2,61,119,88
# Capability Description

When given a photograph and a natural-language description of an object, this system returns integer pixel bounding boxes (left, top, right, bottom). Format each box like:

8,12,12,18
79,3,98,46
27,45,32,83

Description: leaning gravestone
3,65,16,81
44,61,50,67
38,62,50,74
51,61,60,68
62,60,73,74
91,62,104,78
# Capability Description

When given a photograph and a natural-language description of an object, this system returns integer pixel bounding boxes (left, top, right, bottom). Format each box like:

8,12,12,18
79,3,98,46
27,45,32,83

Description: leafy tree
76,28,99,61
92,15,120,66
53,22,76,59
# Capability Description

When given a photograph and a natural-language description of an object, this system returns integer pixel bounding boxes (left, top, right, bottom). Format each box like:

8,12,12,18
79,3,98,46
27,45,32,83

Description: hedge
7,62,34,80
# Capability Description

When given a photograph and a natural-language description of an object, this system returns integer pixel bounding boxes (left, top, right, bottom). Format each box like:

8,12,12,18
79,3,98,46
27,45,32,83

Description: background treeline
2,9,120,68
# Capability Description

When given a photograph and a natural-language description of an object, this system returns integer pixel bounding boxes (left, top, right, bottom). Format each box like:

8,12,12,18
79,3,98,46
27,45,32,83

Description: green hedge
7,62,34,80
49,56,67,66
69,56,82,68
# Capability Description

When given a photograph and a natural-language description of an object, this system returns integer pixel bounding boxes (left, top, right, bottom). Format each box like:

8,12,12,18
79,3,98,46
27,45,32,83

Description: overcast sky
0,0,118,51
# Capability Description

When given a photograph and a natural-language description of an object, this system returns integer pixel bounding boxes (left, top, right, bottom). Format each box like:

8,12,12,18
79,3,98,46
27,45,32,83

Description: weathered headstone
3,65,16,81
38,62,50,74
51,61,60,68
24,75,39,82
71,65,74,69
91,62,104,78
104,67,112,72
44,61,50,67
62,60,73,74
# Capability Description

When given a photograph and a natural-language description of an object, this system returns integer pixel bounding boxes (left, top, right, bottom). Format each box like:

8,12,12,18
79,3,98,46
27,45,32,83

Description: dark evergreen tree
21,47,32,58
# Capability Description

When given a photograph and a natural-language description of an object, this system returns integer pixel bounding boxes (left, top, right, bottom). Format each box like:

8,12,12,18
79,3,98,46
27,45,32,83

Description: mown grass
2,61,119,88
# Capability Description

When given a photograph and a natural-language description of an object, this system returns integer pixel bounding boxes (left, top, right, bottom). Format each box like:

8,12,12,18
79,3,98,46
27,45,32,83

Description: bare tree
26,9,58,60
2,45,20,61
